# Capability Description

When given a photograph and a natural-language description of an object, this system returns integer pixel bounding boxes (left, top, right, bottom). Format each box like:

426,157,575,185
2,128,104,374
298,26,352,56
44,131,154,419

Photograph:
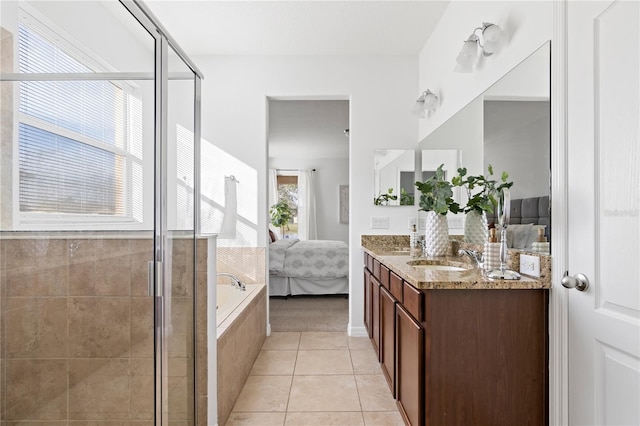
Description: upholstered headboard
486,195,551,242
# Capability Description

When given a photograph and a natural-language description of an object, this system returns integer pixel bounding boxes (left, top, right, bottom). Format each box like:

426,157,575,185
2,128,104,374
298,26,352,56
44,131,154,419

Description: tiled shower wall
0,235,207,424
216,247,265,285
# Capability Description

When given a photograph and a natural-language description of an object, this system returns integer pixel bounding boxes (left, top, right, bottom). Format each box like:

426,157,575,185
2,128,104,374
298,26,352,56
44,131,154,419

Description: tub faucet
459,249,483,269
216,272,246,291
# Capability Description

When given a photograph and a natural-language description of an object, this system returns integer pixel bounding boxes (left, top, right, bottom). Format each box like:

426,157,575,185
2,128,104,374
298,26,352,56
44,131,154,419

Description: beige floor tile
232,376,292,412
288,375,361,412
350,349,383,375
251,350,298,376
294,350,353,375
226,412,286,425
299,332,348,349
348,336,373,350
285,412,365,425
363,411,405,426
262,332,301,350
355,375,397,412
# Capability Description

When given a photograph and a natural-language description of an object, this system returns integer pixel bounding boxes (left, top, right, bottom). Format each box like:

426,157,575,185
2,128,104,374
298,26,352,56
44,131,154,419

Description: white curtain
298,169,317,240
268,168,279,235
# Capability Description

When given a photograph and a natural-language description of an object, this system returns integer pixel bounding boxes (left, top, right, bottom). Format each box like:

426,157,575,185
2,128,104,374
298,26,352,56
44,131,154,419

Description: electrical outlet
408,217,417,229
519,254,540,277
370,216,389,229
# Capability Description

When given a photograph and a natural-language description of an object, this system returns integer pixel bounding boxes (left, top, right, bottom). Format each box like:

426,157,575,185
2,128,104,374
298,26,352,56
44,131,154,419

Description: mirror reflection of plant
452,165,513,214
399,188,414,206
374,187,398,206
269,200,293,236
415,164,461,215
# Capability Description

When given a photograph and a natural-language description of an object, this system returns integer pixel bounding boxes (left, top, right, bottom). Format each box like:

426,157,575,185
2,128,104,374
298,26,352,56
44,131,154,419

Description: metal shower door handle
561,271,589,291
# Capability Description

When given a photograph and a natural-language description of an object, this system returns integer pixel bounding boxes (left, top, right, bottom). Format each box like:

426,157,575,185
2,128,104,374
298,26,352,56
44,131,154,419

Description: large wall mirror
419,41,551,252
373,149,415,206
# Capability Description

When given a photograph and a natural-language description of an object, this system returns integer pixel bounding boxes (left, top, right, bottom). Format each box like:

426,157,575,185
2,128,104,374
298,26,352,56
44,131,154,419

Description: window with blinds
17,12,143,225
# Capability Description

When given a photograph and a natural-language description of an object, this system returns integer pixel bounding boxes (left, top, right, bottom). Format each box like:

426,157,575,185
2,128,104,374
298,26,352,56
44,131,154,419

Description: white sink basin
406,260,471,272
410,264,468,272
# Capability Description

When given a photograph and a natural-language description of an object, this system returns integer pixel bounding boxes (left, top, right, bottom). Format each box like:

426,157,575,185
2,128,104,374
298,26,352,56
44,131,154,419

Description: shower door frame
109,2,205,424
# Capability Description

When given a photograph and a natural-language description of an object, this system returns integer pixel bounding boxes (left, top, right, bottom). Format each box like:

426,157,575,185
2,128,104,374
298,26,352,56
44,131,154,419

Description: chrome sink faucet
458,249,483,269
216,272,246,291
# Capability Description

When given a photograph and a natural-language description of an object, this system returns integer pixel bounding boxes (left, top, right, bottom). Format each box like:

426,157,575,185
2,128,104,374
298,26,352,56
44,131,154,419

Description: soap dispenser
410,224,421,257
483,228,501,272
531,228,550,254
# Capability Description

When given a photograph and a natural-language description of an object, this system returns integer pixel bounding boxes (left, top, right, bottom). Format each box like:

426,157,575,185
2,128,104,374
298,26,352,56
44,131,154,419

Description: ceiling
144,0,450,56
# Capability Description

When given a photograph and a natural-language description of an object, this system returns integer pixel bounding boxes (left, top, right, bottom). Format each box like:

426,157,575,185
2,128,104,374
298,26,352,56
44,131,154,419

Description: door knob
561,271,589,291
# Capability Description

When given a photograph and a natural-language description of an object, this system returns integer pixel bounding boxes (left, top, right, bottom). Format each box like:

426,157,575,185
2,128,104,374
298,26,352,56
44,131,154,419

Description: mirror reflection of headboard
486,195,550,248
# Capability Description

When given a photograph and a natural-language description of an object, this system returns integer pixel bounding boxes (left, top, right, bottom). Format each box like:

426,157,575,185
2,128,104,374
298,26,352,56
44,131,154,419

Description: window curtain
298,169,317,240
268,168,279,235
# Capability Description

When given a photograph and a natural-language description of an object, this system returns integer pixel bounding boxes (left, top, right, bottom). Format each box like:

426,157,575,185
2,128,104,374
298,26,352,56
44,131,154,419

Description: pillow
506,223,534,249
525,225,547,249
268,229,277,243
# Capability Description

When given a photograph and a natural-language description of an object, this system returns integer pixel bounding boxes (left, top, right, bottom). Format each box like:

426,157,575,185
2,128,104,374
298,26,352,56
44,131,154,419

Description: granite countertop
362,237,551,290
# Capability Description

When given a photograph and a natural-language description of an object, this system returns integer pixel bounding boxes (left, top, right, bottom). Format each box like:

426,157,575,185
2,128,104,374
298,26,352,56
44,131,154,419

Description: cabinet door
364,269,372,338
380,285,396,397
396,304,424,426
371,275,381,360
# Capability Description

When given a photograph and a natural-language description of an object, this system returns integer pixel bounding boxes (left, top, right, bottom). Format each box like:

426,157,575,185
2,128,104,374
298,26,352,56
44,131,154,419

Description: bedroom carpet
270,295,349,332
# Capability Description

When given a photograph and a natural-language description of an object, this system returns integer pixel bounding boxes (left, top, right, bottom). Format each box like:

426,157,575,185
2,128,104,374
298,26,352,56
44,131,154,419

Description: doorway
266,99,350,332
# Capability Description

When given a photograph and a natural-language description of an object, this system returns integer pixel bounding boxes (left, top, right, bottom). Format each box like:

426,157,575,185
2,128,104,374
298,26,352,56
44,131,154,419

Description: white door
567,1,640,425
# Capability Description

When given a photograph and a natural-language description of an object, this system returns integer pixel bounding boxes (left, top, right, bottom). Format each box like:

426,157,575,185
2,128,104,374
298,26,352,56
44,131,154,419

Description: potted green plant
374,187,398,206
415,164,461,256
452,164,513,244
269,200,293,238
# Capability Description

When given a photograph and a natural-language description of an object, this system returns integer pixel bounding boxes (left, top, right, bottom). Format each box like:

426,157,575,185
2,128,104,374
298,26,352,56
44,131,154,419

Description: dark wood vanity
363,250,549,426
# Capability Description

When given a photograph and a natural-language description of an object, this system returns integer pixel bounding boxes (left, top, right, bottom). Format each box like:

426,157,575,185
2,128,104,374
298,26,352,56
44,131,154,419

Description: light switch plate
371,216,389,229
519,254,540,277
448,216,464,229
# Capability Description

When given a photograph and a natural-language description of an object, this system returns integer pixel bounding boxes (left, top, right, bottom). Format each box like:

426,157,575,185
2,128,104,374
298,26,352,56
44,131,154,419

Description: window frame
13,7,147,230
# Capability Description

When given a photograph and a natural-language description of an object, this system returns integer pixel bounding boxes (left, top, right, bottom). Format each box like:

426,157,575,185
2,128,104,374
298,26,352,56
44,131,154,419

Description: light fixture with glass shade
412,89,439,118
455,22,507,72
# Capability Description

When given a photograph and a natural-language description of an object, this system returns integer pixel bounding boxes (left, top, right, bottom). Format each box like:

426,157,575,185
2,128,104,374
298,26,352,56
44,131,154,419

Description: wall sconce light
412,89,439,118
455,22,507,72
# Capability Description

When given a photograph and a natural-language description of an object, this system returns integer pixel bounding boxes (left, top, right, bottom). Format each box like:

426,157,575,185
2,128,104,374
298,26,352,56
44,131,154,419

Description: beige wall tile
68,358,130,420
4,297,68,358
69,297,130,358
130,297,153,358
4,359,67,420
130,374,154,421
130,251,153,297
4,239,67,270
167,297,193,359
5,265,67,297
94,254,131,296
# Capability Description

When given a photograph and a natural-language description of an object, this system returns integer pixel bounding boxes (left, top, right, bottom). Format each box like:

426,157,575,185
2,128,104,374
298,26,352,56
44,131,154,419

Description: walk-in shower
0,0,203,423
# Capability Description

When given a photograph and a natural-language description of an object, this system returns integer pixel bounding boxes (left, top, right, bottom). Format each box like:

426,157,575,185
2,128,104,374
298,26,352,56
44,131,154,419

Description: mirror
373,149,415,206
419,42,551,252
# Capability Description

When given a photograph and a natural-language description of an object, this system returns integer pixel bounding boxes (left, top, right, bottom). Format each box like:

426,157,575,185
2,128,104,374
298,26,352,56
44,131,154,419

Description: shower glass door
0,1,202,424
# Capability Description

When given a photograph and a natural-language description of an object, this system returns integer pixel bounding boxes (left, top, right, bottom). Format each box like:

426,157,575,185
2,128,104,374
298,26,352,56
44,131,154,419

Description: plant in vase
269,200,293,238
374,187,398,206
452,165,513,245
415,164,461,256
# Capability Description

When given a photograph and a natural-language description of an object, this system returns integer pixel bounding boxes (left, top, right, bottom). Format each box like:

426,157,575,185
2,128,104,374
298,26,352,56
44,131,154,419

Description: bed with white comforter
269,239,349,296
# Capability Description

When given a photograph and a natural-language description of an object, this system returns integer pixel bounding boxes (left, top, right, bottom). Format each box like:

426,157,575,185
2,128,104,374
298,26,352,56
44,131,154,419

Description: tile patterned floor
225,331,405,426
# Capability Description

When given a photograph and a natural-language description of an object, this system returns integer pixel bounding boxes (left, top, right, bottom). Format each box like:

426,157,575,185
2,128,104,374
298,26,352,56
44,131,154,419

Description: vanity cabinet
363,252,549,426
380,285,397,396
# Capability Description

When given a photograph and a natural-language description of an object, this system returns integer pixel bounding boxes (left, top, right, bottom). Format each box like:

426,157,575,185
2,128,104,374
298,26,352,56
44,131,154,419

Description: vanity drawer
390,272,403,303
365,252,374,272
373,259,381,281
380,264,390,289
402,281,424,322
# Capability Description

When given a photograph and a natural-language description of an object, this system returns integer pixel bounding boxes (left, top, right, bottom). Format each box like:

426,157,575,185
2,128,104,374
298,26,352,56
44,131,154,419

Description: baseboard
348,324,368,337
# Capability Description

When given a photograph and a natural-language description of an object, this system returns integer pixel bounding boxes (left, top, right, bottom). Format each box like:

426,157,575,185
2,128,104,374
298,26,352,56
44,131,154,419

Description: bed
486,195,551,250
269,238,349,297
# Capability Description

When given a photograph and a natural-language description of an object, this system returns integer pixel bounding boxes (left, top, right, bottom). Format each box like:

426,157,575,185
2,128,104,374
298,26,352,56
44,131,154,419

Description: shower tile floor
225,331,404,426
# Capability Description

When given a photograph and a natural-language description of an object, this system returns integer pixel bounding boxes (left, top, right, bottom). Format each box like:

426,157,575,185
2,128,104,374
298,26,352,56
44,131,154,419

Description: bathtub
216,283,261,329
215,283,266,426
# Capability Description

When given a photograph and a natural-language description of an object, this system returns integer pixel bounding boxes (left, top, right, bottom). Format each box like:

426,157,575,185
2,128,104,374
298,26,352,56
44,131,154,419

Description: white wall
417,1,554,141
269,157,349,243
195,55,419,335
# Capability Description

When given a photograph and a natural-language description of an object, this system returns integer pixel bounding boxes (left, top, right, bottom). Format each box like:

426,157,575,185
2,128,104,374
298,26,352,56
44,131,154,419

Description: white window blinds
17,15,142,222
